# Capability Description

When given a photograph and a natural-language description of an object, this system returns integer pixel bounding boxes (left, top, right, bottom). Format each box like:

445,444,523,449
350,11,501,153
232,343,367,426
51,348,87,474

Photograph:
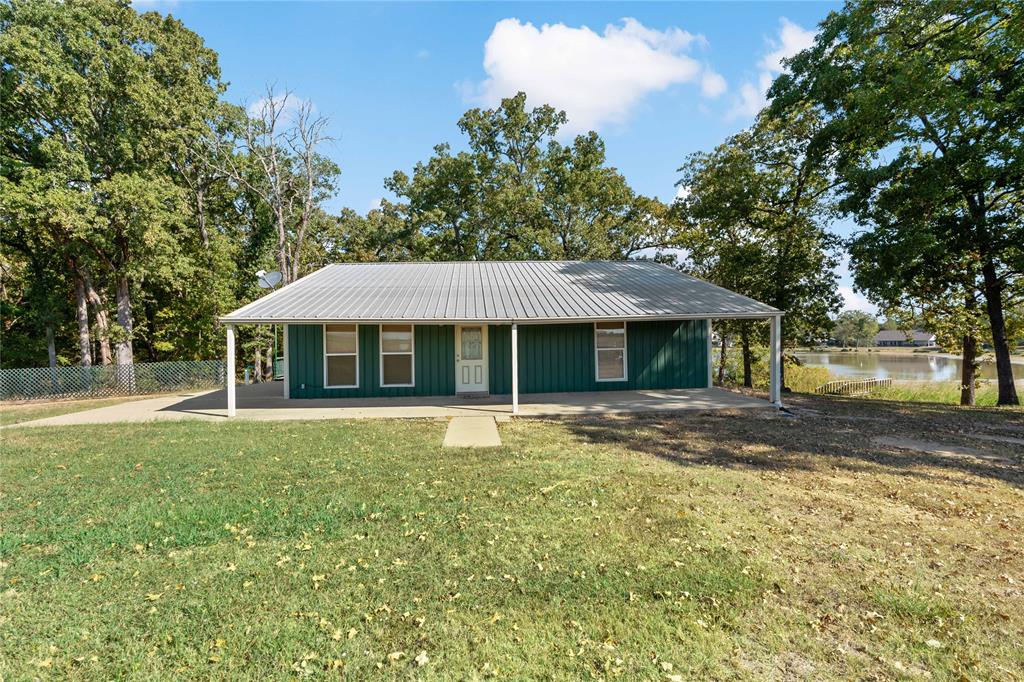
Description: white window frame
379,324,415,388
323,324,359,389
594,321,628,382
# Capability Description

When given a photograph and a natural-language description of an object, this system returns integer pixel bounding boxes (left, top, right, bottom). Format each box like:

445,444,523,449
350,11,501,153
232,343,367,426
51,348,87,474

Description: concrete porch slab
8,382,774,427
443,416,502,448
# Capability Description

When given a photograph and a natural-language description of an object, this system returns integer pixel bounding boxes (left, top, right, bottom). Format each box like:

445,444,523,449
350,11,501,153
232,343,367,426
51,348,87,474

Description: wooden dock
814,377,893,397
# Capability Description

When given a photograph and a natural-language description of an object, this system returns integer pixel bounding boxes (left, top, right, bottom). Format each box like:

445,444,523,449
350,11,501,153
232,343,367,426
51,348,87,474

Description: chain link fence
0,360,226,401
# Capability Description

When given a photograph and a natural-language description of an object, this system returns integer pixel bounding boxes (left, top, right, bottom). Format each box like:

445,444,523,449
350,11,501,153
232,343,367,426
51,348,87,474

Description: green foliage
676,108,842,355
386,92,678,261
831,310,879,347
1,0,231,365
715,344,831,393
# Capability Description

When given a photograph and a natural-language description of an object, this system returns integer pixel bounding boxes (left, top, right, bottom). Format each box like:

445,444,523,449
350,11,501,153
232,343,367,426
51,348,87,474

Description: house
874,329,937,347
219,261,783,414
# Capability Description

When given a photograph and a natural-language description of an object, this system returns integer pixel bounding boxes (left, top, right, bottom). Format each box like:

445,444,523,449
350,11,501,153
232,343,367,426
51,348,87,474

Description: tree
216,88,340,284
831,310,879,347
307,205,422,264
769,0,1023,405
846,194,989,404
2,0,226,368
387,93,677,261
675,109,842,388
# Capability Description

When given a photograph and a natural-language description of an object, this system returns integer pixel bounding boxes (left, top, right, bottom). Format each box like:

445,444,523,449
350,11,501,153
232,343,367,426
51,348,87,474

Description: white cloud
700,69,727,99
246,92,314,123
729,18,815,119
759,18,816,74
416,49,431,61
463,18,724,134
839,286,878,314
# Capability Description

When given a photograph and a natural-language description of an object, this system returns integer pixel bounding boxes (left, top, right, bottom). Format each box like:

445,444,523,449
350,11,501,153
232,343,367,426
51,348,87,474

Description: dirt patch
873,435,1014,465
965,433,1024,447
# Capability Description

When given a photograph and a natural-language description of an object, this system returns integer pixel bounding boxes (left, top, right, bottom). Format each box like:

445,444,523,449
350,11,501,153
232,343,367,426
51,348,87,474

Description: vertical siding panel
671,322,681,388
692,321,699,386
691,321,700,387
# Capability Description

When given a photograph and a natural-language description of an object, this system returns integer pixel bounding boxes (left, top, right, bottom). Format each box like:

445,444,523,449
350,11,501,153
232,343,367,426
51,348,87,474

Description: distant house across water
875,329,937,347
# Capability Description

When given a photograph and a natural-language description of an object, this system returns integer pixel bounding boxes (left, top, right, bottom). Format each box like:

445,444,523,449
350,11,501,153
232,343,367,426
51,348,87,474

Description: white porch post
282,323,289,399
769,314,782,408
706,319,713,388
226,324,236,417
511,322,519,414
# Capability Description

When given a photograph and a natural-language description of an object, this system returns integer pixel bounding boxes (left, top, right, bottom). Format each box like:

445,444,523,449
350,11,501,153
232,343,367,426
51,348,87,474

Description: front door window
461,327,483,361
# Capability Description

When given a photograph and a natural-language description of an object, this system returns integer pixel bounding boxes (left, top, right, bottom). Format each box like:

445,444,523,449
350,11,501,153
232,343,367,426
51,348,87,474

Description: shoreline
793,347,1024,363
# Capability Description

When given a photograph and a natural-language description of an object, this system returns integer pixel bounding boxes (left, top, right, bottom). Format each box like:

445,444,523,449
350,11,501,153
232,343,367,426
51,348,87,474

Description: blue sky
138,1,872,312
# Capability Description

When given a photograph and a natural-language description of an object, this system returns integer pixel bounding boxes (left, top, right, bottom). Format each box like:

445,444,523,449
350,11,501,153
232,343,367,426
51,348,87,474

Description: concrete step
443,416,501,448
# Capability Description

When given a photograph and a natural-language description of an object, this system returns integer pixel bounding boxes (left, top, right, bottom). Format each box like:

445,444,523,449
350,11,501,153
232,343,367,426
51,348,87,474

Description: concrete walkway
442,417,502,448
7,382,774,428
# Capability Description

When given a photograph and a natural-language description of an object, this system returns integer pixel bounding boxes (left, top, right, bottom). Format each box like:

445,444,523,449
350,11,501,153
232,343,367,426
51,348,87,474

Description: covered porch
9,381,776,428
223,315,784,417
206,380,776,419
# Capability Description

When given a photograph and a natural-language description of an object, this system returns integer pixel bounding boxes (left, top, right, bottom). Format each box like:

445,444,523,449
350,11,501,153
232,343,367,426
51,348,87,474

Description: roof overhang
220,312,783,325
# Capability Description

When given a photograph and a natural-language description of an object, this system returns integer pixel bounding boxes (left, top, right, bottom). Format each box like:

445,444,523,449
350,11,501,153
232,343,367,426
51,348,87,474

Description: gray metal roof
221,261,780,324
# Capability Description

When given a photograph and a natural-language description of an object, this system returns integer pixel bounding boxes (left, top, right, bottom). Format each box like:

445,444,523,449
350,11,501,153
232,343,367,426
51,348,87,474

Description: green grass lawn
2,397,1022,679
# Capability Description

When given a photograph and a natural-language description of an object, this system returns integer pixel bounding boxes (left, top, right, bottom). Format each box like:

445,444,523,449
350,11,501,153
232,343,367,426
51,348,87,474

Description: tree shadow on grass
560,394,1024,490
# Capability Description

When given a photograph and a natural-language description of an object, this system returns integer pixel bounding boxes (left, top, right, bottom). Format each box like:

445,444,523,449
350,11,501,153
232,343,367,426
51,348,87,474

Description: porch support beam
282,323,289,399
706,319,713,388
226,324,236,417
769,314,782,408
511,322,519,414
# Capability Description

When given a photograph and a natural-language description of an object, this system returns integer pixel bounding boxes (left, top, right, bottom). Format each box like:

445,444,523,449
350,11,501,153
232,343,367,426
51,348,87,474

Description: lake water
792,351,1020,382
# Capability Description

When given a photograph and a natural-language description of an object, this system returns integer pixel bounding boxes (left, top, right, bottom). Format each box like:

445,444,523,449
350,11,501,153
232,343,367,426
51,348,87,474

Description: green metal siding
288,324,455,398
288,320,707,398
490,320,708,394
488,324,513,395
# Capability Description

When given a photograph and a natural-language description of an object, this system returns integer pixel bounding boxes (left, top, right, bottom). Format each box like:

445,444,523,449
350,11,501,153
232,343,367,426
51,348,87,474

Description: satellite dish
256,270,283,289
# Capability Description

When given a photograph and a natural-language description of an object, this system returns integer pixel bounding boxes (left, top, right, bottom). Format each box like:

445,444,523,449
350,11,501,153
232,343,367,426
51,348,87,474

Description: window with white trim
595,321,627,381
380,324,414,386
324,324,359,388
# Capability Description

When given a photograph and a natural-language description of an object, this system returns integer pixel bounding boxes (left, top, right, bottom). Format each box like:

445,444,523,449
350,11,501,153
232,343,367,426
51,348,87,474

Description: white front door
455,325,488,393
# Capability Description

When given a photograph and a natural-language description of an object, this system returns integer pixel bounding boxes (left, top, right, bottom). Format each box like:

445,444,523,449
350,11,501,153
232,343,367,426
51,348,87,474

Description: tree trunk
84,273,112,365
980,260,1019,405
277,212,290,285
46,324,57,369
74,275,92,367
114,275,134,366
959,333,977,407
740,324,753,388
717,334,727,385
195,188,210,248
779,318,787,391
265,342,274,379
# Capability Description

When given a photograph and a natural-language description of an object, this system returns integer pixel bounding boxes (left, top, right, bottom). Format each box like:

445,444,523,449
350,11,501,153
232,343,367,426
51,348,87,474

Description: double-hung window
380,324,414,387
324,324,359,388
595,321,627,381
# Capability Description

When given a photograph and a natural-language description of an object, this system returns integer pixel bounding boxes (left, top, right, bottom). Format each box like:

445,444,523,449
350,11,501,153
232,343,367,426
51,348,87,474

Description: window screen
324,324,359,387
595,321,626,381
380,324,414,386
